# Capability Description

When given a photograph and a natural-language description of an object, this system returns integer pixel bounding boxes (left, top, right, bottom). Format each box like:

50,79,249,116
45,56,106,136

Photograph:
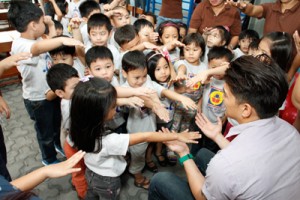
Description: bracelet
179,154,194,166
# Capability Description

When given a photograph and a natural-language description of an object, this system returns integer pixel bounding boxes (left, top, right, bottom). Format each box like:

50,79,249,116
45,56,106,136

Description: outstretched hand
45,150,86,178
195,113,222,141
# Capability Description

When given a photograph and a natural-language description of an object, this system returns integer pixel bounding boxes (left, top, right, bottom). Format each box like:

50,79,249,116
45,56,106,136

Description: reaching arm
226,0,264,18
161,89,198,110
0,53,31,77
49,0,63,21
10,150,85,191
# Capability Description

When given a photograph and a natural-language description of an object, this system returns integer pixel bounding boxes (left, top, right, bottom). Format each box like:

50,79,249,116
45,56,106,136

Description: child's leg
85,168,121,199
145,143,158,172
23,99,58,163
64,141,87,199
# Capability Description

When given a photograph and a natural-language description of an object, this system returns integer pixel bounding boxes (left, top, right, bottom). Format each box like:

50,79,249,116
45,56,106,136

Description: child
133,18,158,44
248,39,260,56
233,29,259,59
140,11,157,28
46,64,86,199
8,1,83,165
157,21,182,64
177,22,187,42
78,0,101,46
55,0,70,36
121,50,197,187
170,33,206,164
191,46,234,155
49,36,85,78
53,20,64,36
70,77,200,196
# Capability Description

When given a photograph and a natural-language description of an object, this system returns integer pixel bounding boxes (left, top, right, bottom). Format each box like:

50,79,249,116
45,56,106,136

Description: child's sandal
134,176,150,190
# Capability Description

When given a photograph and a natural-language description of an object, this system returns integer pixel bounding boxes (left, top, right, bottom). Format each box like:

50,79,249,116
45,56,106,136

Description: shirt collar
272,0,300,13
225,116,277,139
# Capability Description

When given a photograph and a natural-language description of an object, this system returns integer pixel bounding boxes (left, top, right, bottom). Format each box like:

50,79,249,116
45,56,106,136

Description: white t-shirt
157,82,175,124
65,0,83,19
80,23,90,46
11,37,51,100
122,75,165,133
169,47,180,64
233,48,245,60
61,99,71,130
84,133,129,177
73,58,85,78
109,29,120,51
61,17,71,36
202,78,225,124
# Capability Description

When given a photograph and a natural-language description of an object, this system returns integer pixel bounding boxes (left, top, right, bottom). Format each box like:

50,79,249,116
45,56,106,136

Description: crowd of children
1,0,300,199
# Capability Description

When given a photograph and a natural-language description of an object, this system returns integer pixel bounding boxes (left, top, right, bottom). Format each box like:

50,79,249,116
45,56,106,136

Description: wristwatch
179,154,194,166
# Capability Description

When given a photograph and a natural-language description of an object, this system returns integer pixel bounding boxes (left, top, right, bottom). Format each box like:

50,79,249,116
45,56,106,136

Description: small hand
45,150,86,178
69,17,84,29
1,52,32,68
195,112,222,141
0,96,10,119
134,87,156,97
186,71,210,87
62,38,84,48
103,3,111,11
44,16,54,26
180,96,197,110
152,103,170,122
149,32,159,43
127,96,144,108
225,0,248,9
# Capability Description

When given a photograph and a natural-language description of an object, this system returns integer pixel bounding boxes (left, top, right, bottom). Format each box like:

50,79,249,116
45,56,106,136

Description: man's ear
55,89,65,99
241,103,252,119
122,69,127,79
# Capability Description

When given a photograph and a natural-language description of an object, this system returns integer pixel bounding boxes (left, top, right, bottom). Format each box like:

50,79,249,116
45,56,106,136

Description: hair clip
161,47,171,62
80,75,94,82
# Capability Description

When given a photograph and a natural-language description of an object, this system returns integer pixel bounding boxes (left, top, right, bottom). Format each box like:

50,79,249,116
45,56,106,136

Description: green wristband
179,154,194,166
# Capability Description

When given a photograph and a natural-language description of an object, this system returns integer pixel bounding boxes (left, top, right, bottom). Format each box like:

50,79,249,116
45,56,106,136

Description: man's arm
226,0,264,18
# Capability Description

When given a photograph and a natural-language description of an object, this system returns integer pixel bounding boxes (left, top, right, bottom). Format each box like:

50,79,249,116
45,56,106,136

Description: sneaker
42,159,61,166
55,145,66,157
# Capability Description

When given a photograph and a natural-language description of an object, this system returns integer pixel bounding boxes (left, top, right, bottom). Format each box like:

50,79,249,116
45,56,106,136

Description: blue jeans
148,148,215,200
156,16,182,29
85,168,121,200
24,98,61,162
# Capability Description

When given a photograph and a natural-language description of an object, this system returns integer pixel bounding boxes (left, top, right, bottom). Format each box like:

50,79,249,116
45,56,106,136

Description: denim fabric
148,148,215,199
23,98,61,162
85,168,121,200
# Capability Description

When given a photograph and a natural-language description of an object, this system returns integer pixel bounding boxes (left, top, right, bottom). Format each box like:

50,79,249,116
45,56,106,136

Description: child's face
248,47,258,56
56,77,80,100
208,57,228,80
35,16,46,38
160,26,179,45
239,37,252,54
138,25,154,43
89,58,115,82
207,29,224,48
52,53,74,66
120,35,140,51
184,43,202,65
179,27,187,42
111,9,130,28
89,26,110,46
56,28,63,36
258,38,271,57
155,57,170,83
123,68,147,88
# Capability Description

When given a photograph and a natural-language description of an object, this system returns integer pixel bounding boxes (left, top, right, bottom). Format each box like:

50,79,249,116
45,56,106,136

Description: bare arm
161,89,198,110
0,53,31,77
226,0,264,18
49,0,63,21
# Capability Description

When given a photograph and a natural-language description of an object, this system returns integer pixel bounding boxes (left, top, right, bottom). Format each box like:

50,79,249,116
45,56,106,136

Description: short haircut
122,50,146,72
183,33,206,60
79,0,100,18
70,77,117,153
8,1,43,32
144,11,156,25
214,25,231,46
46,63,79,92
54,20,63,30
49,36,76,56
263,32,293,72
56,0,68,15
133,18,154,33
239,29,260,41
114,24,137,46
85,46,114,68
224,55,288,119
88,13,112,33
207,46,234,62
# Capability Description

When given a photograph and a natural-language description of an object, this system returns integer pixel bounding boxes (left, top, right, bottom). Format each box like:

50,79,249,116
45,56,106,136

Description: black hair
88,13,112,33
239,29,260,41
56,0,68,15
79,0,100,18
182,33,206,60
146,51,169,83
8,1,43,32
157,20,179,44
114,24,137,46
213,25,231,46
85,46,114,68
143,11,156,25
177,22,188,41
224,55,288,119
46,63,79,92
207,46,234,62
54,20,63,30
70,77,117,153
133,18,154,33
249,39,260,50
49,35,76,56
122,50,146,72
262,32,293,72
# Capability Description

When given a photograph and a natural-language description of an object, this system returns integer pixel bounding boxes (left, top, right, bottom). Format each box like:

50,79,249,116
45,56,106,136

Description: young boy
233,29,259,59
8,1,83,165
133,18,158,44
121,50,197,189
46,64,86,199
191,46,234,155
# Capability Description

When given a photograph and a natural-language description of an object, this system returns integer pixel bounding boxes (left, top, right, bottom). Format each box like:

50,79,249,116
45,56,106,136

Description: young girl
70,77,201,197
157,21,184,64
